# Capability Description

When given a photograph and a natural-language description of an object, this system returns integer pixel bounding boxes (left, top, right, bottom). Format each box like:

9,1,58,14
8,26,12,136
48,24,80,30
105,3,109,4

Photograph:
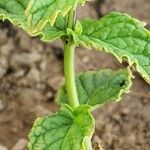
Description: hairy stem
64,42,79,109
64,8,92,149
64,41,93,150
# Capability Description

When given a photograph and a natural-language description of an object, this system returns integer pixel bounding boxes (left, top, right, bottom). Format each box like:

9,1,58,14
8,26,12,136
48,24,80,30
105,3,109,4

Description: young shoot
0,0,150,149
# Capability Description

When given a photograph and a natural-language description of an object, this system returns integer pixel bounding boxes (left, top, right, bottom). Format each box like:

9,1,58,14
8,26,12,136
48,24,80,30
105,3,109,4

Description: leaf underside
79,12,150,84
28,105,94,150
57,69,132,109
0,0,85,40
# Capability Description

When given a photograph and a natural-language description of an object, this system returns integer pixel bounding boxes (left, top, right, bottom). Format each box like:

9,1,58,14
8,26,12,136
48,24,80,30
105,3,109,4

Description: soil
0,0,150,150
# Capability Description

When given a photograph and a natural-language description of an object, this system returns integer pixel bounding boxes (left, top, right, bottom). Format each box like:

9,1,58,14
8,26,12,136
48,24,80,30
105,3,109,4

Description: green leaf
39,15,67,42
79,12,150,84
57,69,132,109
28,105,95,150
0,0,69,41
25,0,79,32
0,0,85,35
0,0,27,25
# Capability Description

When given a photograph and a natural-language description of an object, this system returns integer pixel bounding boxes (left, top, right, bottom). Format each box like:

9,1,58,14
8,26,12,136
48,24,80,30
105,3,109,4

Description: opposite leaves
79,12,150,84
57,69,132,109
28,105,94,150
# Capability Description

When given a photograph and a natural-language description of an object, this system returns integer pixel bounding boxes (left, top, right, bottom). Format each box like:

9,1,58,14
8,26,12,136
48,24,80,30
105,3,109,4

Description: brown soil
0,0,150,150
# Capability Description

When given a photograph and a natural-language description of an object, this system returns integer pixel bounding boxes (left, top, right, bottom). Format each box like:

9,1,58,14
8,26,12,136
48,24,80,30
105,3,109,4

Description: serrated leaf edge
28,104,95,149
79,37,150,85
56,68,133,111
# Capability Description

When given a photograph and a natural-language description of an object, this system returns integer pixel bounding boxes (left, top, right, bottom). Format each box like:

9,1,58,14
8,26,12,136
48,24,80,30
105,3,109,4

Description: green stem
64,42,92,149
64,8,92,150
64,42,79,109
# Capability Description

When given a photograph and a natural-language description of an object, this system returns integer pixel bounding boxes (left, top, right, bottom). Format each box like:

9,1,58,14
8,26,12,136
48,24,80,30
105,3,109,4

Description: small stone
17,89,42,106
122,108,130,115
10,52,42,67
34,105,50,117
0,99,5,111
11,139,27,150
48,76,63,91
0,144,8,150
93,135,104,150
93,143,104,150
26,68,41,83
46,91,53,100
13,69,26,78
0,28,7,45
17,31,32,51
112,113,120,121
0,56,8,78
40,60,47,71
0,39,14,56
82,56,89,63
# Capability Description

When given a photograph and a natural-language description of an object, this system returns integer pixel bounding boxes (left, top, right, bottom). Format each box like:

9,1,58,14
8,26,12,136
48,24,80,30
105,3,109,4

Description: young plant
0,0,150,149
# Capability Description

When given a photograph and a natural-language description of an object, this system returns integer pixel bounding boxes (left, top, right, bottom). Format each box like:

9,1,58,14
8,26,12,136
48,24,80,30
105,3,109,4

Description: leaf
79,12,150,84
0,0,27,25
57,69,132,109
25,0,79,32
39,15,67,42
0,0,69,41
0,0,85,35
28,105,95,150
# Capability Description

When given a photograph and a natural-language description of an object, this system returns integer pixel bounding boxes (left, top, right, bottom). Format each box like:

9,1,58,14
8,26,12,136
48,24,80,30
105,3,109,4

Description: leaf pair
44,12,150,84
1,1,150,149
28,68,132,150
41,11,150,86
1,2,150,84
27,9,150,148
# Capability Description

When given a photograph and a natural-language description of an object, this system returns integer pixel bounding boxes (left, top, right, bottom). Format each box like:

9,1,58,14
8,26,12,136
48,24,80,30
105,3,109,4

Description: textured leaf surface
28,105,94,150
57,69,132,108
79,12,150,84
39,15,67,42
0,0,82,37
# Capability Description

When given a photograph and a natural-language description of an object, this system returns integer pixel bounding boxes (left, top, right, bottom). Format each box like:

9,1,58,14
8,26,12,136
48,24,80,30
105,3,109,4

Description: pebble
46,91,53,100
93,135,104,150
0,145,7,150
13,69,26,78
0,56,8,78
39,60,47,71
0,99,5,111
17,31,32,51
26,67,41,83
10,52,42,67
11,139,27,150
34,105,50,117
82,56,89,63
0,39,14,56
48,76,63,91
0,29,7,45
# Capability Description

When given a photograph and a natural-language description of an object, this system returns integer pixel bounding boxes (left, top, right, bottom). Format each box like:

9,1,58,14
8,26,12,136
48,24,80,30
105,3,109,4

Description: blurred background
0,0,150,150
